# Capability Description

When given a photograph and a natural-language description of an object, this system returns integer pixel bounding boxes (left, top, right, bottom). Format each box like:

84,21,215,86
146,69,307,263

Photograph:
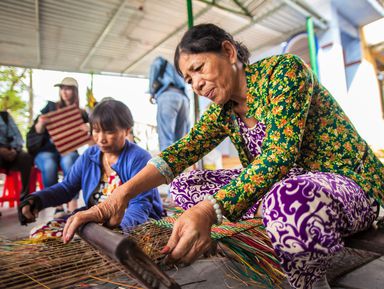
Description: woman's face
60,85,74,103
178,42,239,106
92,124,130,154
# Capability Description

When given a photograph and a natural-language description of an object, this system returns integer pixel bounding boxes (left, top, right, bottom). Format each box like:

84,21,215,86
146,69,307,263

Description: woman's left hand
161,200,217,265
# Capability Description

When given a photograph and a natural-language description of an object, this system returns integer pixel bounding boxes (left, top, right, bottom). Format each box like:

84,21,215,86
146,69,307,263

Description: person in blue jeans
19,99,163,233
30,77,88,216
149,56,190,151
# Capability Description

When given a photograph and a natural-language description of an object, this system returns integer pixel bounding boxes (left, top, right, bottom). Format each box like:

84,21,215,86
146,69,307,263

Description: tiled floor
333,256,384,289
0,205,55,239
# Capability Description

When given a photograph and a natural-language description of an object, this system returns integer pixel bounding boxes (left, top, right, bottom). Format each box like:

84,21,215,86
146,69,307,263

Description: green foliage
0,66,30,143
0,66,28,113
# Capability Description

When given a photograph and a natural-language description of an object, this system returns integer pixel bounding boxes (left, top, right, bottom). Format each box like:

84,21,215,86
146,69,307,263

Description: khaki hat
54,77,78,88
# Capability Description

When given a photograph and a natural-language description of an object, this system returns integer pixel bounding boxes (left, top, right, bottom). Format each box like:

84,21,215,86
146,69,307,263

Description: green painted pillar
306,16,319,77
186,0,203,168
187,0,193,28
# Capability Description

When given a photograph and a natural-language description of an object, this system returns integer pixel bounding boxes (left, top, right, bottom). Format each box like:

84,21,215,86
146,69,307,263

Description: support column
306,17,319,77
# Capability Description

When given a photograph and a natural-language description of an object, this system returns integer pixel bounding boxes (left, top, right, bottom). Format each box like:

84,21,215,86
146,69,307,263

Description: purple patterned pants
170,168,377,289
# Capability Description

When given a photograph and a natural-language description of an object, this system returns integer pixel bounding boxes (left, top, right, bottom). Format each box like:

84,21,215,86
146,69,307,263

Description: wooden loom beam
77,222,181,289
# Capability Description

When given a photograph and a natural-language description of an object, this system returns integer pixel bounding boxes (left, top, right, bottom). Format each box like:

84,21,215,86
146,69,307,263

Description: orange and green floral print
154,54,384,221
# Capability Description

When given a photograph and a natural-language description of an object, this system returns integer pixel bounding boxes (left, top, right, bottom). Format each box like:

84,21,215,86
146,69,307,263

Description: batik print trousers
170,168,378,289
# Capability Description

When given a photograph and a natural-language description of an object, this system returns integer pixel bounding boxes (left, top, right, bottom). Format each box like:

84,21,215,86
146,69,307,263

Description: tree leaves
0,66,28,112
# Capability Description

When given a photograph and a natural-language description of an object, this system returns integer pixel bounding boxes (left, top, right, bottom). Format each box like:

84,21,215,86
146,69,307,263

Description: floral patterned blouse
149,54,384,221
88,171,122,206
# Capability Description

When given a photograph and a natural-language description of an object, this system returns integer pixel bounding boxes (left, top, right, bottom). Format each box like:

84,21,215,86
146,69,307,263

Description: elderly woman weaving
63,24,384,289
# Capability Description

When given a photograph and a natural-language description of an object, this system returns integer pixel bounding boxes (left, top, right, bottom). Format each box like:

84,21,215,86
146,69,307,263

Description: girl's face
60,85,74,103
177,41,239,106
92,123,130,154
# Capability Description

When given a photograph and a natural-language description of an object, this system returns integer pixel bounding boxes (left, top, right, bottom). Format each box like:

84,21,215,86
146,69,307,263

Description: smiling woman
62,24,384,289
27,77,85,216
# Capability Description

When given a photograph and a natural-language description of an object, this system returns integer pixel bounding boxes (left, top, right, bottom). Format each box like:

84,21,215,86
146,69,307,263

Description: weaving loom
44,104,91,155
0,213,284,289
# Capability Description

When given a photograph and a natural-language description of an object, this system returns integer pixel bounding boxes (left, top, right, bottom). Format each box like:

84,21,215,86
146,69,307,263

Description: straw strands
0,237,142,289
1,214,284,289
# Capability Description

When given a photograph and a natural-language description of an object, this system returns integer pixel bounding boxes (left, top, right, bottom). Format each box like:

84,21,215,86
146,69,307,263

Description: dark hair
90,99,134,131
174,23,250,75
58,86,79,108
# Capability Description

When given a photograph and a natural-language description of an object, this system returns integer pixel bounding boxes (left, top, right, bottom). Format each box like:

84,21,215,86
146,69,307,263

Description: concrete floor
1,203,383,288
0,205,55,239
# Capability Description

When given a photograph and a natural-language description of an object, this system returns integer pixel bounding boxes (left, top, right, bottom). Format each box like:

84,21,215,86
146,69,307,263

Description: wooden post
28,69,34,126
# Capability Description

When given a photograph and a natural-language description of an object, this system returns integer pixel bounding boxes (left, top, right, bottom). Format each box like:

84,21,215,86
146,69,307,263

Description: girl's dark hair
90,99,134,131
174,23,250,75
58,86,79,108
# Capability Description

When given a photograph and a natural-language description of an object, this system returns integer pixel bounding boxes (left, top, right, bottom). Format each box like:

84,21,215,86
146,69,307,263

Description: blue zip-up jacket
33,141,163,229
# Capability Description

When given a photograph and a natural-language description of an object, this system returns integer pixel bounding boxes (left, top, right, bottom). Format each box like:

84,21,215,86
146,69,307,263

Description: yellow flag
86,87,96,109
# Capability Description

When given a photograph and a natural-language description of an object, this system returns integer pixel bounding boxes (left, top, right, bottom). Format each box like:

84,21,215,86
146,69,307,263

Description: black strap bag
150,60,168,104
26,125,45,156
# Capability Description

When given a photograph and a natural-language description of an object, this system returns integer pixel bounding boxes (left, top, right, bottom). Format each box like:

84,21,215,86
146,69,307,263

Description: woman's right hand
18,198,39,225
62,206,104,243
62,184,130,243
35,115,50,133
161,200,216,265
38,115,49,126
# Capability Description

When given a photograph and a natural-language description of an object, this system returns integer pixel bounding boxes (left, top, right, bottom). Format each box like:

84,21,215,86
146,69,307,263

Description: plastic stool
0,169,21,208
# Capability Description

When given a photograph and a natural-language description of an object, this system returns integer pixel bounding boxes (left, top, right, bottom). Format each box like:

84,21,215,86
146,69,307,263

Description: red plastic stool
29,167,44,193
0,169,21,208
